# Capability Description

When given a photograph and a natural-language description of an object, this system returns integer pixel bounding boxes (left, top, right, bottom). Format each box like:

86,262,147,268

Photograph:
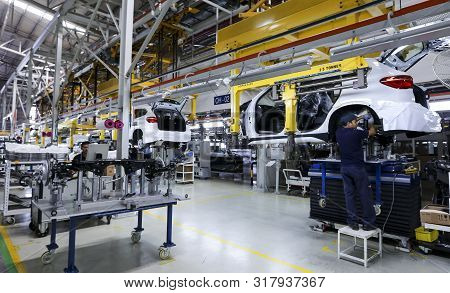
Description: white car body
244,58,442,145
130,99,191,145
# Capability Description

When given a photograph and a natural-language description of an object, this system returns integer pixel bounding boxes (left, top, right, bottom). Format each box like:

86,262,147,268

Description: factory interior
0,0,450,276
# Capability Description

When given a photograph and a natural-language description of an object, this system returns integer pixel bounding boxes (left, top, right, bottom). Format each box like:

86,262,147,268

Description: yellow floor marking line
0,226,26,273
160,258,176,265
321,246,334,254
144,211,313,273
409,251,427,259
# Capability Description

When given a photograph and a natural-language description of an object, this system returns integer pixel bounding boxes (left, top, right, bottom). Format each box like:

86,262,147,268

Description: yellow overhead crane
215,0,391,141
97,75,157,100
234,56,368,134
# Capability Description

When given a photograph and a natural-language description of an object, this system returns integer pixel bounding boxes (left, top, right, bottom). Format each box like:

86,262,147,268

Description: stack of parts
309,165,421,238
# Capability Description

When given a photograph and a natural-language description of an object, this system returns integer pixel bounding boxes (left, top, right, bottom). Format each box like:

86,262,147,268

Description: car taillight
380,75,413,89
146,117,158,123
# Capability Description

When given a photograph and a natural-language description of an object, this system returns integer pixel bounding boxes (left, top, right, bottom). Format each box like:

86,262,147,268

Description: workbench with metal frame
0,160,46,225
308,157,422,248
39,195,177,273
309,158,392,214
32,158,185,272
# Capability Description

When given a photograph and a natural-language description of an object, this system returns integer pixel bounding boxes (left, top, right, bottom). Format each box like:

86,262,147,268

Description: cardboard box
420,204,450,226
104,165,116,177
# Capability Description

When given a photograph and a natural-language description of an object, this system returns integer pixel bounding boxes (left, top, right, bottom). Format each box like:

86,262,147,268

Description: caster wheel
41,251,54,265
419,246,431,255
159,247,170,260
36,227,49,238
4,216,15,225
131,232,141,243
374,205,381,216
106,215,112,225
29,222,36,231
319,198,326,208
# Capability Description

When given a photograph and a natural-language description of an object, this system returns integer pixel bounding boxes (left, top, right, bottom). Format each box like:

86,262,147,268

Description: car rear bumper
378,103,442,133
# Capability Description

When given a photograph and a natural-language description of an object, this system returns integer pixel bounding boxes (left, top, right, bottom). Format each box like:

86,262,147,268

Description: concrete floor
1,179,449,273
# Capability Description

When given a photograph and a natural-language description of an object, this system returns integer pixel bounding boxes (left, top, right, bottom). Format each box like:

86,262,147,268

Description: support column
230,87,241,148
11,78,18,133
52,23,63,143
26,51,33,120
188,95,197,121
1,93,6,130
117,0,135,160
93,63,98,103
282,83,297,162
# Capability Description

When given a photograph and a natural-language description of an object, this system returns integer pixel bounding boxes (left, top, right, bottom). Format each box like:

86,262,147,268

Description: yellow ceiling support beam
236,56,368,92
99,112,119,119
216,0,390,55
239,0,268,18
98,78,156,98
188,7,200,13
132,51,172,64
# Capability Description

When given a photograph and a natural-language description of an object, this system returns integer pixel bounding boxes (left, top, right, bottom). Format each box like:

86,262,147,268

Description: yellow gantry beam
216,0,389,55
230,56,368,134
236,57,368,92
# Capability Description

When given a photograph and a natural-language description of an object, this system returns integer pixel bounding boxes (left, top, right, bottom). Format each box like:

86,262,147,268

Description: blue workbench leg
321,163,326,198
134,210,144,233
163,204,175,248
41,219,59,265
319,163,327,208
64,218,79,273
46,219,59,252
131,210,144,243
375,164,382,205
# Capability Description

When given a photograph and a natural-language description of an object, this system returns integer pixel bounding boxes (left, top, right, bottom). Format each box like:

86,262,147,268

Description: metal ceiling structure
0,0,250,133
0,0,449,156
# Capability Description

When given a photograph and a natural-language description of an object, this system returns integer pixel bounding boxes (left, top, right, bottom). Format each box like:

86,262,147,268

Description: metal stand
40,201,176,272
64,217,79,273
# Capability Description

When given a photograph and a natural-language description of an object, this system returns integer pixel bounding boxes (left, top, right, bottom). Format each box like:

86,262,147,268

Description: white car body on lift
244,58,442,145
130,98,191,146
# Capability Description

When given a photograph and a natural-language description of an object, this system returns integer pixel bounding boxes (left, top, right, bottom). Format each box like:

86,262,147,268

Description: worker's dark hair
81,141,90,147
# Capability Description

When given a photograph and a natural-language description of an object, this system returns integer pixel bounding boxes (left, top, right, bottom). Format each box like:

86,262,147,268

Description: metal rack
423,171,450,233
176,160,194,184
0,161,42,225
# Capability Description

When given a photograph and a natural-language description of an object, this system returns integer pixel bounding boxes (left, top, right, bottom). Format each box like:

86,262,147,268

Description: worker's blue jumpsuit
336,127,376,227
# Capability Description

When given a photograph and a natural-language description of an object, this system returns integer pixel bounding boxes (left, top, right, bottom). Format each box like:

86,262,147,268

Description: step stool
337,226,382,267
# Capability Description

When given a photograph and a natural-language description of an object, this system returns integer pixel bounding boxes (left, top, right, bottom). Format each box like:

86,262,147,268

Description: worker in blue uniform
336,113,377,231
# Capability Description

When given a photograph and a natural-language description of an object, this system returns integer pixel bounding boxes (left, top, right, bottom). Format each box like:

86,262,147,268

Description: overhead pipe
330,19,450,61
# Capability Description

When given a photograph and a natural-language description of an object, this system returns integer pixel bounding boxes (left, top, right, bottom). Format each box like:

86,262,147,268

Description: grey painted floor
3,179,450,273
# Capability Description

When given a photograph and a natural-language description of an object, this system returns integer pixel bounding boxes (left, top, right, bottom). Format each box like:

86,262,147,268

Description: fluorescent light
2,0,85,33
